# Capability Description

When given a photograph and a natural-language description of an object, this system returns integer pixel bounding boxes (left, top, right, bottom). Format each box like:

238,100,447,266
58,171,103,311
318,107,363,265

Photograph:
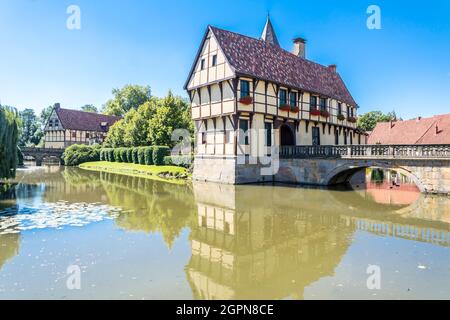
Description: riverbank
79,161,190,184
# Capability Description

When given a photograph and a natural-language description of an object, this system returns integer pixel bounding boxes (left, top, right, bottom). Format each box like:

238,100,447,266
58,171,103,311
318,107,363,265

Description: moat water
0,166,449,299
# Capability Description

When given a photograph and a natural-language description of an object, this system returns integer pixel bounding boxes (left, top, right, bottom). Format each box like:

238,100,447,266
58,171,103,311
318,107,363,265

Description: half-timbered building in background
44,103,121,149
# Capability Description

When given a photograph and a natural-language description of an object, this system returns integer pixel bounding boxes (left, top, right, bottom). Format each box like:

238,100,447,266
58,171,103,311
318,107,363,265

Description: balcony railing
279,145,450,159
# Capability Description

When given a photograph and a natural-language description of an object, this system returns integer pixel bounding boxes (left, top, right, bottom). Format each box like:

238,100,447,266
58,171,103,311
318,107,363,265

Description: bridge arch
323,160,426,193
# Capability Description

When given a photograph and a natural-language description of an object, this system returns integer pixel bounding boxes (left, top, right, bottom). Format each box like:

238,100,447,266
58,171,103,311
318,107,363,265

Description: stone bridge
231,145,450,195
20,147,64,166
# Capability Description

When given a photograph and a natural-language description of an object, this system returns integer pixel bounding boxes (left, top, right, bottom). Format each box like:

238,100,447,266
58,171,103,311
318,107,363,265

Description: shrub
137,147,146,165
119,148,128,163
63,144,100,166
126,148,133,163
144,147,153,165
114,148,122,162
100,149,106,161
108,148,115,162
132,148,139,164
163,155,193,168
153,146,170,166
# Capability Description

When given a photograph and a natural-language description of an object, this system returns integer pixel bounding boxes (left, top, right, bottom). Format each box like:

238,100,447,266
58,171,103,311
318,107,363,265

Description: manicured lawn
79,161,190,183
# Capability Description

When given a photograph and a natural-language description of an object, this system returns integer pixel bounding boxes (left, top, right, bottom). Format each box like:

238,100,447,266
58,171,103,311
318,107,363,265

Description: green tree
357,111,397,132
0,105,19,179
40,105,53,126
81,104,98,113
147,91,193,147
104,119,126,147
103,85,151,116
18,108,43,147
103,91,192,148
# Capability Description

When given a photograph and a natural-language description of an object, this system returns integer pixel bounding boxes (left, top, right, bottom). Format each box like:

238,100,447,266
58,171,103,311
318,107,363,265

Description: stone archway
280,124,295,146
323,160,426,193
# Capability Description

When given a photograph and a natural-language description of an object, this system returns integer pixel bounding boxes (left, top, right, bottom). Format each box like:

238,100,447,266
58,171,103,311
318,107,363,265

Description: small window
86,132,90,139
335,129,339,145
54,119,59,127
338,103,342,115
344,131,348,145
265,122,272,147
72,132,76,138
346,105,350,116
239,119,249,145
212,55,217,66
310,96,317,111
200,58,206,70
48,120,53,127
240,80,250,98
279,89,287,106
319,98,327,111
289,92,297,107
201,132,207,144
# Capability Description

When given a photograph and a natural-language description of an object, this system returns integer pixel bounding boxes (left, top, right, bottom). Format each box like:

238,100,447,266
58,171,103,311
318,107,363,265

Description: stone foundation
193,156,450,195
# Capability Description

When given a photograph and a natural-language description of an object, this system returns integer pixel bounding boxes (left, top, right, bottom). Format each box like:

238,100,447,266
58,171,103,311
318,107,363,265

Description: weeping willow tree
0,105,19,180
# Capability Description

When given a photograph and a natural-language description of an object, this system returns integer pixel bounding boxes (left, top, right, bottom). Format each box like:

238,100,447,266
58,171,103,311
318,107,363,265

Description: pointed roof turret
261,14,280,47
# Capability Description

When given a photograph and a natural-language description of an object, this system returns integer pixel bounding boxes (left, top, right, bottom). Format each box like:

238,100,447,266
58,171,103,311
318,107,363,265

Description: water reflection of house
364,182,420,206
186,183,354,300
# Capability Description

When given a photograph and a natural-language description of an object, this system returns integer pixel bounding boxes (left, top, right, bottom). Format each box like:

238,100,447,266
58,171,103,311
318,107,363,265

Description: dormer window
201,59,206,70
212,55,217,66
338,103,342,115
279,89,287,106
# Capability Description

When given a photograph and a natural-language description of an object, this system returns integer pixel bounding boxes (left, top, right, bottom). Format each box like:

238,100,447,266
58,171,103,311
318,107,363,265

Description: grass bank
79,161,190,184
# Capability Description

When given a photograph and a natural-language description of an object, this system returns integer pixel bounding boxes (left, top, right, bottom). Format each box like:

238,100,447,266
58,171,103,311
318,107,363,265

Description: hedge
119,148,128,163
126,148,133,163
114,148,122,162
131,148,139,164
163,155,193,168
144,147,153,165
137,147,146,165
99,146,171,166
107,148,115,162
153,146,170,166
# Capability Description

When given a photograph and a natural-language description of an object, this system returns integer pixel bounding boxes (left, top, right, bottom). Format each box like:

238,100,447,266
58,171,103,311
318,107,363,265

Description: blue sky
1,0,449,118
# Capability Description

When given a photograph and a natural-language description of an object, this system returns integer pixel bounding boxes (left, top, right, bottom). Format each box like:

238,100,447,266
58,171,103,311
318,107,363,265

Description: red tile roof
368,114,450,145
55,107,121,132
208,26,357,106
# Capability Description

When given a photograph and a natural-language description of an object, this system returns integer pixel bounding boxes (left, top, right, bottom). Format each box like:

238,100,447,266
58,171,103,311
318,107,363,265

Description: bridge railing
279,144,450,159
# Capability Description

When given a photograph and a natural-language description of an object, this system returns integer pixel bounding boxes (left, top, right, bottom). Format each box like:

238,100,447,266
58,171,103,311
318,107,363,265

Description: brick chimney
54,103,61,110
293,37,306,58
328,64,337,73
